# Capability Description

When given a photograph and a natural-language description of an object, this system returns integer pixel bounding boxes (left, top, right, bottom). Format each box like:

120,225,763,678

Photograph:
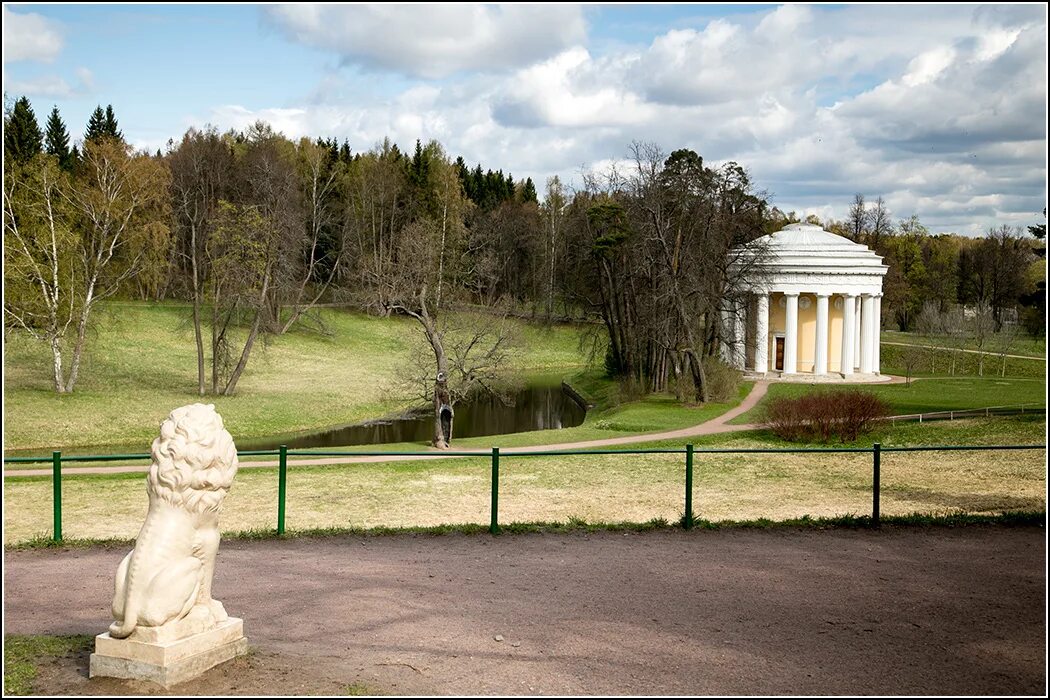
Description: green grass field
879,336,1045,379
730,376,1046,425
882,330,1046,358
3,302,591,452
4,302,1046,458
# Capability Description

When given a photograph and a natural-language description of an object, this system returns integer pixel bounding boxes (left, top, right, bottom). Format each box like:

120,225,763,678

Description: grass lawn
3,302,591,453
729,376,1046,425
5,415,1042,546
882,330,1046,358
879,339,1045,379
3,635,92,696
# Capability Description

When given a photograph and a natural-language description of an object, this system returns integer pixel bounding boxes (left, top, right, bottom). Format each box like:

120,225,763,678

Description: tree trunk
64,280,97,393
222,310,262,396
193,296,205,396
50,336,66,394
222,272,271,396
425,316,452,449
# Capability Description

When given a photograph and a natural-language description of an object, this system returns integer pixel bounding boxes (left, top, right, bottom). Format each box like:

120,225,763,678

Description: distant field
882,330,1046,358
880,333,1045,379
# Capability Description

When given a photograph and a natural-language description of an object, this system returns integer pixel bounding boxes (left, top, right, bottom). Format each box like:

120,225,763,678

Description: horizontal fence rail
888,403,1045,425
4,443,1046,542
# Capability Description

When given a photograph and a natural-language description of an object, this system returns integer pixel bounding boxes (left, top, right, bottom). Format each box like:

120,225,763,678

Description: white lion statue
108,403,239,639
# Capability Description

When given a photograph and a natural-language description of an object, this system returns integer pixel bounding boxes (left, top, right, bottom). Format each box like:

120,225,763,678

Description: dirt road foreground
4,527,1045,695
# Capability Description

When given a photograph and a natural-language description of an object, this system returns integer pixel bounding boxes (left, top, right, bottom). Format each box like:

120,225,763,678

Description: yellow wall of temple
766,293,847,373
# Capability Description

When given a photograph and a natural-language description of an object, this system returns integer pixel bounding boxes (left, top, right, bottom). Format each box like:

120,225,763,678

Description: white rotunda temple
724,223,889,379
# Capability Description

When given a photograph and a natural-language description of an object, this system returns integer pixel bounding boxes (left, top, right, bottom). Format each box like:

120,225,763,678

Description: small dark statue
434,371,454,449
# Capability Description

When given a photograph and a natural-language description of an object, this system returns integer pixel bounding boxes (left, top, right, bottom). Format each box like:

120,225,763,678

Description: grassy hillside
3,302,592,452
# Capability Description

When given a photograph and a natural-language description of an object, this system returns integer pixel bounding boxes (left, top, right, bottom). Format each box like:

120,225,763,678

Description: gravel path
4,526,1045,695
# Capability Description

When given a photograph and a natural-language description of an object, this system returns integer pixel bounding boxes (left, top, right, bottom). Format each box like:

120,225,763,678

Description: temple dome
756,223,866,249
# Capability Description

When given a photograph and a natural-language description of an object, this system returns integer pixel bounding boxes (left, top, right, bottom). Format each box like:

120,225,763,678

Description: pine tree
520,177,538,204
339,140,352,163
85,106,107,142
4,96,44,164
44,105,73,170
103,104,123,140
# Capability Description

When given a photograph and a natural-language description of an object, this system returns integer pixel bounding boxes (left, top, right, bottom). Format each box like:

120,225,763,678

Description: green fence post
277,445,288,535
872,443,881,529
490,447,500,535
52,451,62,542
684,444,694,530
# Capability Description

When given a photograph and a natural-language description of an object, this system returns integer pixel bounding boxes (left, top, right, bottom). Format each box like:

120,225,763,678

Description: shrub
764,390,890,443
701,356,742,403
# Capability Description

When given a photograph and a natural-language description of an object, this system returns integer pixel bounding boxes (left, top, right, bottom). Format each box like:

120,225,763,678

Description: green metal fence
4,442,1046,543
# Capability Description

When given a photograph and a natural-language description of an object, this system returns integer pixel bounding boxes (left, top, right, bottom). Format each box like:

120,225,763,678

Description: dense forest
4,97,1045,409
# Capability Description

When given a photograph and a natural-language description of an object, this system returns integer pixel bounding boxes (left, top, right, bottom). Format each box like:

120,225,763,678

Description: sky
2,3,1046,235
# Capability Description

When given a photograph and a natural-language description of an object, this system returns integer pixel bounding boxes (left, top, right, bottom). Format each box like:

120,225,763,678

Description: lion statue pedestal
89,404,248,688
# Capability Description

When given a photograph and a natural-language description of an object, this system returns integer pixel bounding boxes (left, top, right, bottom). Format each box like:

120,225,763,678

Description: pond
235,379,588,451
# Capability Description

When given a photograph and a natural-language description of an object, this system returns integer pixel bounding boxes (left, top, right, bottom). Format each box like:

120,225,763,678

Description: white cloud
264,4,586,79
186,4,1045,235
6,67,94,99
2,7,63,63
492,48,654,128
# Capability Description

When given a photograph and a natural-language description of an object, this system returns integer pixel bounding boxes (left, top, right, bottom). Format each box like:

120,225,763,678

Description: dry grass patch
4,444,1044,545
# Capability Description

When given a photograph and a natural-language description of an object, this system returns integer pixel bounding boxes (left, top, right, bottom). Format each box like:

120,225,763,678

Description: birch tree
3,155,81,392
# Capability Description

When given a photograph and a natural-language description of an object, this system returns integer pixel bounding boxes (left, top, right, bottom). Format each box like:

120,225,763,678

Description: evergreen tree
520,177,538,204
104,104,123,140
339,140,352,163
4,96,44,164
410,139,429,191
44,105,73,170
85,106,107,142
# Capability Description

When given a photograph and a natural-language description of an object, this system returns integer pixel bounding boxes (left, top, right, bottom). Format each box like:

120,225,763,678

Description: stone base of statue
89,617,247,688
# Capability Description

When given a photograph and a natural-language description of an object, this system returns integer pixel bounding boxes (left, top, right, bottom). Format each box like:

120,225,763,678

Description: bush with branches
764,390,890,443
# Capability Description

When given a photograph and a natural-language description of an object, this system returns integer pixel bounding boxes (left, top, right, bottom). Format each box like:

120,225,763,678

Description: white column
859,294,874,374
783,293,799,375
841,294,855,376
873,295,882,374
853,296,862,369
754,294,769,374
814,294,829,375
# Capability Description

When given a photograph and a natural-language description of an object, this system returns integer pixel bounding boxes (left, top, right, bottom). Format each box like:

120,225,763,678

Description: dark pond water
236,381,587,451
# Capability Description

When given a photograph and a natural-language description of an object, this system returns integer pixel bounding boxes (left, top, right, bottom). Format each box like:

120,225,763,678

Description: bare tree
541,175,568,323
994,321,1020,377
386,147,512,448
345,139,409,315
847,193,868,243
275,138,348,334
969,300,995,376
941,306,968,376
868,196,891,250
168,126,233,394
